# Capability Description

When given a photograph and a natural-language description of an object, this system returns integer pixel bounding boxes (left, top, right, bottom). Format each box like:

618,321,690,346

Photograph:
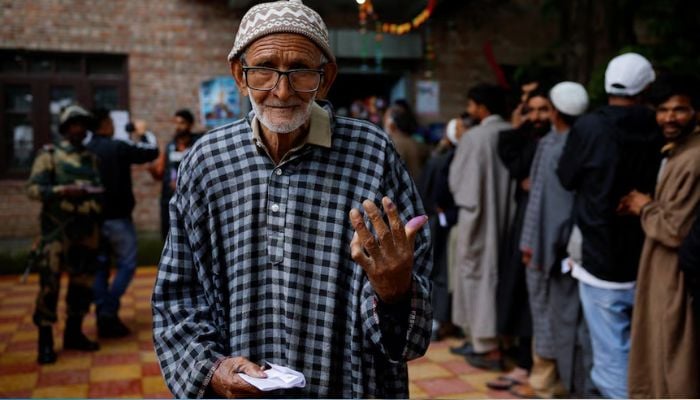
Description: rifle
20,216,71,284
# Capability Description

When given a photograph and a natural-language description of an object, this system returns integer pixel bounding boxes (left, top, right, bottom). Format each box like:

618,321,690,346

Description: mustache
264,101,302,107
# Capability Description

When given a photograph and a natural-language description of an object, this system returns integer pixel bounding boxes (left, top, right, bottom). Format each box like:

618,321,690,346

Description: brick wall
420,0,559,122
0,0,240,238
0,0,557,239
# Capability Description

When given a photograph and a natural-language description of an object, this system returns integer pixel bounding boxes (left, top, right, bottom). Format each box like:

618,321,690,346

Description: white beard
249,90,315,134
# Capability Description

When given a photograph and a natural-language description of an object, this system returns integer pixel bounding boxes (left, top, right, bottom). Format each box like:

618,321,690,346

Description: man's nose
662,112,676,123
272,74,293,100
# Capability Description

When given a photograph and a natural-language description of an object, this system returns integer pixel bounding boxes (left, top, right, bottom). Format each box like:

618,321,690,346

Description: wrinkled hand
618,190,652,216
349,197,428,304
209,356,266,398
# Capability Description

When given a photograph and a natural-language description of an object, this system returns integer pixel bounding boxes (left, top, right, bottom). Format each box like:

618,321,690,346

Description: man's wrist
376,276,413,308
639,200,654,215
205,357,227,397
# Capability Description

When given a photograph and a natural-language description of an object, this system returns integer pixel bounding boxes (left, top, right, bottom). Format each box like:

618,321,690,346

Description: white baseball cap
550,82,589,117
604,53,655,96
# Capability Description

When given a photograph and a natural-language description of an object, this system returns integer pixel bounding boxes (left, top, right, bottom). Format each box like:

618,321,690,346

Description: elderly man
151,0,432,398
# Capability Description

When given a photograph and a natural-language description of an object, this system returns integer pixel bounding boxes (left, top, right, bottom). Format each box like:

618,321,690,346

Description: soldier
27,105,103,364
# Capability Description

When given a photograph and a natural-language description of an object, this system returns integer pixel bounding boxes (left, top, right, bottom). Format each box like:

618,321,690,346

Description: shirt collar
662,126,700,156
250,101,332,149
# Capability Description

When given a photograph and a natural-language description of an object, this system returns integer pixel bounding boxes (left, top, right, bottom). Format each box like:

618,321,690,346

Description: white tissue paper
239,362,306,391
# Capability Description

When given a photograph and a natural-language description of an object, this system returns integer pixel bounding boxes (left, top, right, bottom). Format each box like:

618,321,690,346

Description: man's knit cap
550,82,589,117
228,0,335,63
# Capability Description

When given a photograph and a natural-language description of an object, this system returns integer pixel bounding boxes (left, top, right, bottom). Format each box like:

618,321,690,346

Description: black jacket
87,134,159,220
417,147,458,227
557,105,663,282
498,123,543,205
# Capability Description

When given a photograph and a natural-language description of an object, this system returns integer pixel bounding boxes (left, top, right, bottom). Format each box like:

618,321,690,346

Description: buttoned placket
266,163,288,265
252,128,319,268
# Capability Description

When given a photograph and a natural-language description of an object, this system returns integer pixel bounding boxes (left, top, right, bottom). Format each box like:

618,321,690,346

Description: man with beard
151,0,432,398
620,74,700,398
557,53,663,398
484,87,552,392
449,83,512,371
149,109,201,240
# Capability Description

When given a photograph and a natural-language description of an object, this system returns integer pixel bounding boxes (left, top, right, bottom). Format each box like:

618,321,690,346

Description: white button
275,169,282,176
271,203,280,213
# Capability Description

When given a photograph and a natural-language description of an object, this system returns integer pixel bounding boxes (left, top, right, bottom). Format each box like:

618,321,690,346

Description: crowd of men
420,53,700,398
23,0,699,398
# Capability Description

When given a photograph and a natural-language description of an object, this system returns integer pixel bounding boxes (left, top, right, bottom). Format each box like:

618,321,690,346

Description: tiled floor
0,267,503,398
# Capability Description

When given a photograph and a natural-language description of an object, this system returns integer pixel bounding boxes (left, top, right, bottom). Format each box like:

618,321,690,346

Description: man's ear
230,61,249,97
316,62,337,99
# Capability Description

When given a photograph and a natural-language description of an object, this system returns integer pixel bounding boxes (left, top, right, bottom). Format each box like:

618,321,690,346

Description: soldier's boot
37,326,57,364
63,317,100,352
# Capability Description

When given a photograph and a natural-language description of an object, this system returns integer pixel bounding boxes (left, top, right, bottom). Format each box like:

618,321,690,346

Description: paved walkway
0,267,504,398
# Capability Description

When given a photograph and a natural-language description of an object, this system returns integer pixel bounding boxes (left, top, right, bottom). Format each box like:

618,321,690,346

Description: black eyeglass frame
241,65,325,93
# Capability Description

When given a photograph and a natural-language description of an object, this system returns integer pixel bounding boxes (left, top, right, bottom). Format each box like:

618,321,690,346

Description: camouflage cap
228,0,335,63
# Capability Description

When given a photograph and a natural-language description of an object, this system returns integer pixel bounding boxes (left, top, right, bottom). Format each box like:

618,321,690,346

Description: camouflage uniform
27,141,103,327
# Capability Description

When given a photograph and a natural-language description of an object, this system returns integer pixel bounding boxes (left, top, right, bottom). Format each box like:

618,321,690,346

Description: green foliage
531,0,700,105
0,249,30,275
636,0,700,75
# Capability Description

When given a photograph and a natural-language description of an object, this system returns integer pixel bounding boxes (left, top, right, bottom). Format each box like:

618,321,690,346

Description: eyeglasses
242,66,324,93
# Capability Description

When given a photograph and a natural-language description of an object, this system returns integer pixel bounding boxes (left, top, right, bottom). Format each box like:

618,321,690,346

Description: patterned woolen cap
228,0,335,63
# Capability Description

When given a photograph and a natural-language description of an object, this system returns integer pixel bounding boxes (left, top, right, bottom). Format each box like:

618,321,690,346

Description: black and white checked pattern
152,104,432,398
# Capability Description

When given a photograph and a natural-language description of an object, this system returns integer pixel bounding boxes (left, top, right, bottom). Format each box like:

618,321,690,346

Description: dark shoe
63,331,100,351
436,322,464,340
63,317,100,351
37,326,57,364
63,332,100,351
465,349,504,371
97,315,131,338
449,341,474,356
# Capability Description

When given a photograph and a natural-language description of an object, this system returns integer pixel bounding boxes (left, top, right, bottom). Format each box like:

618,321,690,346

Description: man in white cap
518,82,592,398
151,1,432,398
556,53,664,398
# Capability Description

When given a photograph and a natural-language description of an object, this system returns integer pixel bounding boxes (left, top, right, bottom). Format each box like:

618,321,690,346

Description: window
4,86,33,173
0,50,129,177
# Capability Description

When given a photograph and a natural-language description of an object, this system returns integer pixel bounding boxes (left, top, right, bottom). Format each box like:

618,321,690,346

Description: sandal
486,375,524,391
509,382,537,399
